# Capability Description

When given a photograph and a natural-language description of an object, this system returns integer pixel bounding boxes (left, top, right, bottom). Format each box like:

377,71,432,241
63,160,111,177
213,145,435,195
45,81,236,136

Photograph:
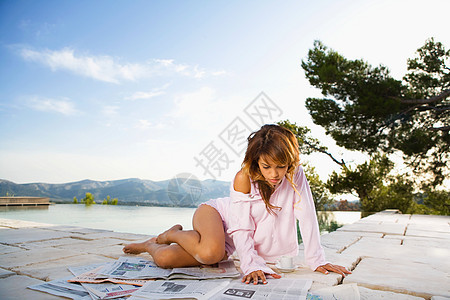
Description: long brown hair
241,124,300,214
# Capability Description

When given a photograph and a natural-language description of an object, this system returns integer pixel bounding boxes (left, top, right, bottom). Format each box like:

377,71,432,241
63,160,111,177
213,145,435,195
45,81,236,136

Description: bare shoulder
233,170,251,194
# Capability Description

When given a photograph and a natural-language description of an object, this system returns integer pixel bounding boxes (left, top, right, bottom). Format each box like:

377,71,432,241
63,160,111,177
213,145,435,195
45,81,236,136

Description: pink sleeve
294,167,328,271
226,191,274,276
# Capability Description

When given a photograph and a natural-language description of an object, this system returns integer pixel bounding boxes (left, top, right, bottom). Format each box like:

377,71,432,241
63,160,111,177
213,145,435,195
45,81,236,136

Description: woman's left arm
294,167,351,276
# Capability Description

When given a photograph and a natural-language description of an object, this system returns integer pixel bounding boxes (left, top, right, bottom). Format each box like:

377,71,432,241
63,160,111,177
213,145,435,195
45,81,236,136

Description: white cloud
125,84,170,100
19,47,227,83
28,96,79,115
20,47,146,84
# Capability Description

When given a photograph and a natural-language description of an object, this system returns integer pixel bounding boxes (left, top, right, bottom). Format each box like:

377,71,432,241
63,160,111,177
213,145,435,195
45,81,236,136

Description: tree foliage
81,192,95,206
301,38,449,186
327,154,416,213
101,195,119,205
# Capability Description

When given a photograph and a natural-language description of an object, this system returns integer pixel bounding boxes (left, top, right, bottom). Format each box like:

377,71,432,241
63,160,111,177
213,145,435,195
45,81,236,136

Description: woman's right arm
228,171,279,283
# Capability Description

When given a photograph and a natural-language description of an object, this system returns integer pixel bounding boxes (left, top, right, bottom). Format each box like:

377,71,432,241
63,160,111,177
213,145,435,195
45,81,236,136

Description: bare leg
156,204,226,265
123,237,158,254
156,224,183,244
123,204,226,268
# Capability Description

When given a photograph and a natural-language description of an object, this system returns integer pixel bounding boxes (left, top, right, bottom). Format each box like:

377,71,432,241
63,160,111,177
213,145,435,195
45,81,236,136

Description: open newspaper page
307,283,360,300
99,256,240,280
169,260,240,279
129,279,231,300
81,282,140,299
68,265,150,286
68,262,139,299
99,257,172,279
69,262,113,276
210,278,312,300
27,276,92,300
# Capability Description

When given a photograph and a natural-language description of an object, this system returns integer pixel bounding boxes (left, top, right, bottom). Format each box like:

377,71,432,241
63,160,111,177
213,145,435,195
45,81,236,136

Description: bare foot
123,237,157,254
156,224,183,244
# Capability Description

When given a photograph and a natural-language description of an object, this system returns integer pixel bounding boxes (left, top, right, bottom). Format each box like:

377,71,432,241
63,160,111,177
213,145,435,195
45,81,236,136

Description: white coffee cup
279,256,294,269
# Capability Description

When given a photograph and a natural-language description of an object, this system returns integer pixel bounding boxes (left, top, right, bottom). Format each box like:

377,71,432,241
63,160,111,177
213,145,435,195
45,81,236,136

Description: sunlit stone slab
337,222,406,235
344,257,449,298
384,234,449,249
405,228,450,240
359,286,425,299
341,236,449,269
320,231,381,252
0,218,55,229
407,223,449,233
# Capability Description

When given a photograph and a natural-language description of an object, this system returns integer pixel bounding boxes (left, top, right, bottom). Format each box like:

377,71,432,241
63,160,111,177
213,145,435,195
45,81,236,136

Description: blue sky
1,0,449,184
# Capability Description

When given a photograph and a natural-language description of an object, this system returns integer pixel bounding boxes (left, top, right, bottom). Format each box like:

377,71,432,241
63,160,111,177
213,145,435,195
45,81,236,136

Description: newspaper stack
27,256,241,300
97,256,241,280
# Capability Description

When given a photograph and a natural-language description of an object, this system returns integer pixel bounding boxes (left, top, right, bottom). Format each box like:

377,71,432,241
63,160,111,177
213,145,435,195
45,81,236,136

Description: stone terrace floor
0,210,449,299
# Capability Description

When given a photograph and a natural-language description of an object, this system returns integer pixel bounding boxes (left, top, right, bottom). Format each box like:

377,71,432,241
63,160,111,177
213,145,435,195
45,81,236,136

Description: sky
1,0,449,185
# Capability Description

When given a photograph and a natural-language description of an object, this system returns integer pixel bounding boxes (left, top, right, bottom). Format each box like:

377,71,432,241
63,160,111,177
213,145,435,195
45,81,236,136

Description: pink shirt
208,166,327,276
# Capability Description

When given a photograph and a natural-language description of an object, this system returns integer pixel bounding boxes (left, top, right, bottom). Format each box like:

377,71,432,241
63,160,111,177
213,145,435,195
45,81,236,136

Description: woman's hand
315,263,352,276
242,270,282,285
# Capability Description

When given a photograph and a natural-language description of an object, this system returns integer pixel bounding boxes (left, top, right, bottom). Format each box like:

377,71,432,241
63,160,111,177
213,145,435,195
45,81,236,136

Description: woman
123,124,350,284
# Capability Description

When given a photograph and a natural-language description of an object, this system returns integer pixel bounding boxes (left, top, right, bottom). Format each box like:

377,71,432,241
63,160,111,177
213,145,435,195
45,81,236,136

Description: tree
301,38,449,187
302,163,334,211
327,154,416,213
81,192,95,206
102,195,119,205
73,196,78,204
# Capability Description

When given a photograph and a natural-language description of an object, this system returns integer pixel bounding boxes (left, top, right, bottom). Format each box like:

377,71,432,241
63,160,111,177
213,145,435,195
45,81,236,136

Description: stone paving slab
0,218,56,229
16,236,99,249
359,286,425,299
407,223,450,233
80,230,148,241
337,221,407,235
405,228,450,240
0,243,24,254
0,275,62,300
319,230,382,252
0,227,74,244
344,257,450,298
0,247,80,268
45,224,113,234
1,211,449,299
341,236,450,270
0,267,15,279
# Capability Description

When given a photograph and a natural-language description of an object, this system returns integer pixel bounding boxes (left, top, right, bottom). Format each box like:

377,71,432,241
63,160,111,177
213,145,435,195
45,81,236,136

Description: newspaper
99,256,240,280
81,282,140,299
209,278,312,300
129,279,231,300
69,262,112,276
27,276,92,300
307,283,360,300
69,265,150,286
68,262,141,299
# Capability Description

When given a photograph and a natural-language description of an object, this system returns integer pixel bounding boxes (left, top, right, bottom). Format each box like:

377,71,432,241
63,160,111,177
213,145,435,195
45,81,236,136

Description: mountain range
0,177,231,207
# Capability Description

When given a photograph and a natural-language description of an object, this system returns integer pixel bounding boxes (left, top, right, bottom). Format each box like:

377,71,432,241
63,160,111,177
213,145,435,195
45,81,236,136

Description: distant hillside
0,177,230,207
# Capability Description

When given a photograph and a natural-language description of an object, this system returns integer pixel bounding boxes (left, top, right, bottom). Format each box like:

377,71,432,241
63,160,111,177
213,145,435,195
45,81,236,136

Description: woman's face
258,156,288,187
